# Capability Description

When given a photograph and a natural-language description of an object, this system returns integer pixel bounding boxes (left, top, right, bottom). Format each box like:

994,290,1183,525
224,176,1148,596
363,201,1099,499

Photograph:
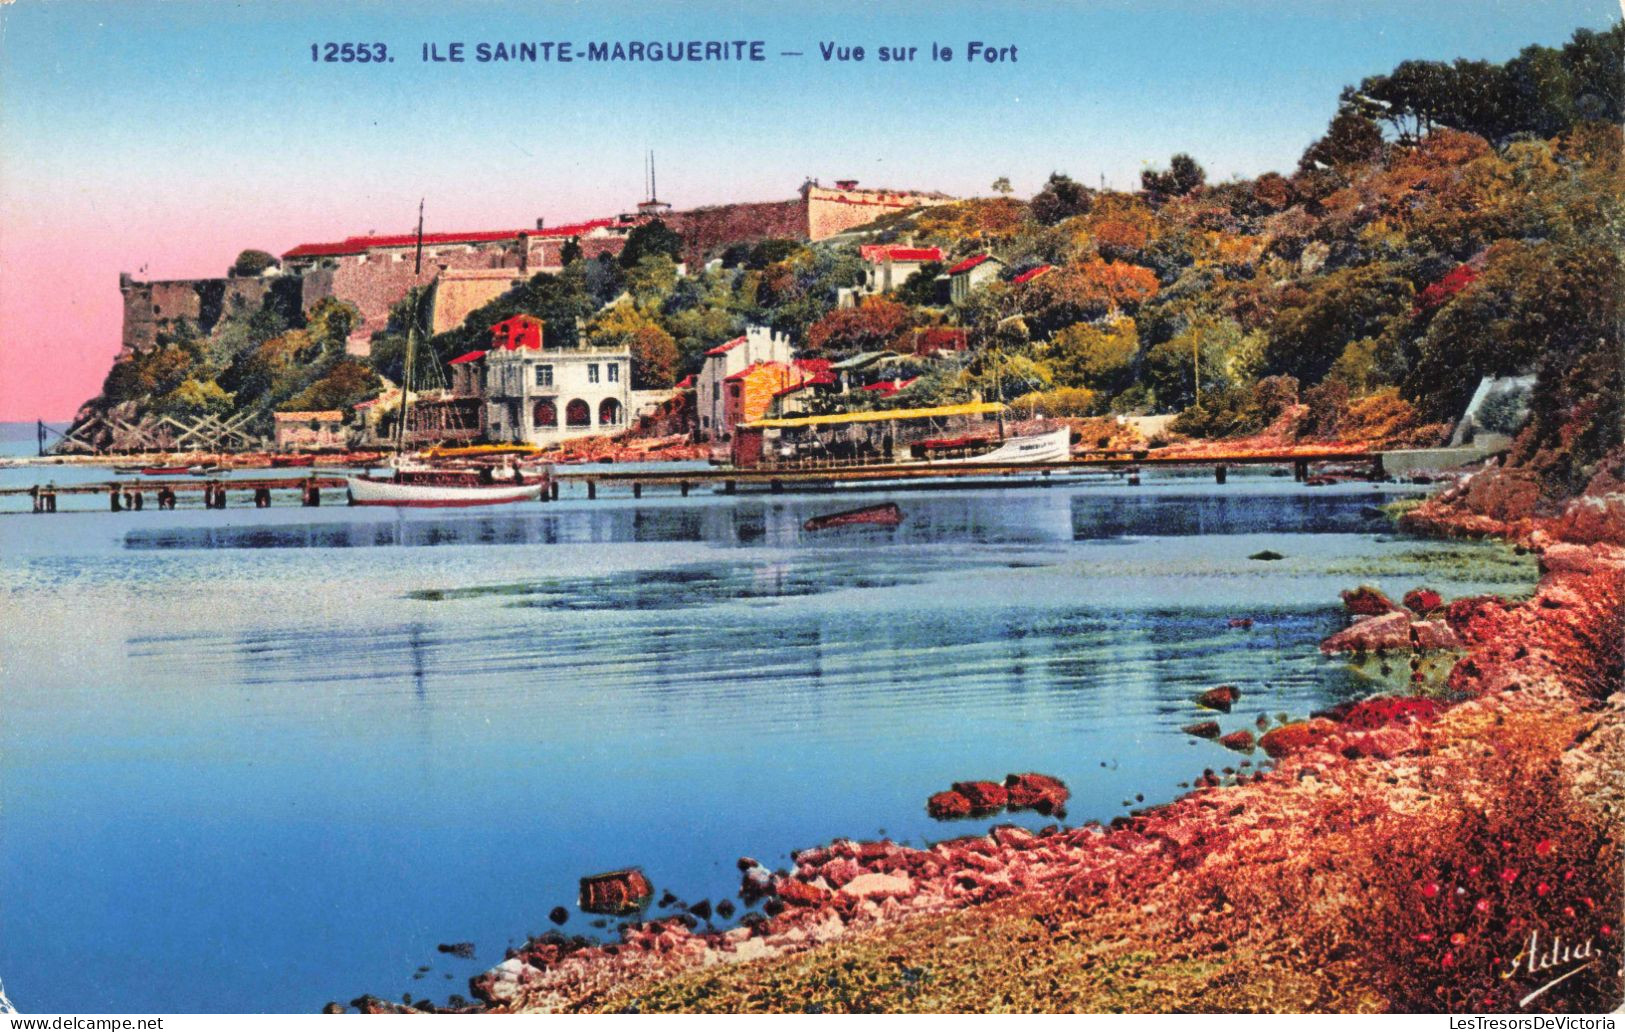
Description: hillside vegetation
80,26,1622,495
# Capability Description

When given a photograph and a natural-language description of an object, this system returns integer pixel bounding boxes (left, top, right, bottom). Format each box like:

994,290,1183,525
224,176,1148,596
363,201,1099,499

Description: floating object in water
436,942,475,959
1182,720,1222,739
1227,617,1254,628
803,502,904,532
548,906,568,926
1248,550,1286,561
579,868,653,916
1196,685,1242,712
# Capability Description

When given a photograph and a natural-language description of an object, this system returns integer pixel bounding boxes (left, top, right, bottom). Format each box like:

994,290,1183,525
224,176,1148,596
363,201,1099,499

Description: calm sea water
0,459,1534,1013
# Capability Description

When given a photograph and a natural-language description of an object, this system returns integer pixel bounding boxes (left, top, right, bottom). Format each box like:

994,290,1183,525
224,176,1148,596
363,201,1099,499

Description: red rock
1409,619,1462,651
1320,610,1410,653
1459,467,1542,522
792,846,830,868
773,878,832,908
1182,720,1222,739
1334,696,1442,729
1195,685,1242,712
1342,585,1400,616
856,840,895,863
838,872,913,899
1258,719,1338,758
1003,772,1070,814
952,780,1009,810
1444,595,1518,645
927,790,974,820
1339,727,1419,761
820,857,861,887
991,825,1038,850
1218,729,1255,752
578,868,653,916
1552,492,1625,546
1403,587,1444,614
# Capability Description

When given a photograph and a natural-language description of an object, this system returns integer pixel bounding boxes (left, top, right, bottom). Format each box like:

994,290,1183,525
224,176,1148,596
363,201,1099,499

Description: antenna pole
395,200,426,458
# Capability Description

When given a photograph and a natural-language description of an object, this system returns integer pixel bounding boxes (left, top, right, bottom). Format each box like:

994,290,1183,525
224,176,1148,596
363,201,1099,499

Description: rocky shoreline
342,457,1624,1014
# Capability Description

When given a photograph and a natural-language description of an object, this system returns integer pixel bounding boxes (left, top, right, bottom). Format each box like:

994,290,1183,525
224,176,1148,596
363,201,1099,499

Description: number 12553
311,43,390,63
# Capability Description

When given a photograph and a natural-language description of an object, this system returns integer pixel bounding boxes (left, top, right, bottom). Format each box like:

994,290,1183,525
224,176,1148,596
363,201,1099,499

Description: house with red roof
696,324,795,441
851,243,945,301
479,315,635,445
947,253,1006,304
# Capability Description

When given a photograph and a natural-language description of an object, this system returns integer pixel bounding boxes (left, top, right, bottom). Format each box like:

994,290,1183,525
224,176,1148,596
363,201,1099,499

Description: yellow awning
424,443,543,458
743,402,1006,430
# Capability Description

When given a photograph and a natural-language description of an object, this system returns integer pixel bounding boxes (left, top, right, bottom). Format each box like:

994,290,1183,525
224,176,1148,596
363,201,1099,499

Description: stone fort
117,179,952,356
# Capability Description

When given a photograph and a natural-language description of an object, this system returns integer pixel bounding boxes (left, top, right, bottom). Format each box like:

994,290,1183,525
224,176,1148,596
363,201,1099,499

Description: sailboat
345,203,549,508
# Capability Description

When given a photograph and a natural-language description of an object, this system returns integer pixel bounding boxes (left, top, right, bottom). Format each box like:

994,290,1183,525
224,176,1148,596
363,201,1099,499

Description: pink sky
0,186,627,422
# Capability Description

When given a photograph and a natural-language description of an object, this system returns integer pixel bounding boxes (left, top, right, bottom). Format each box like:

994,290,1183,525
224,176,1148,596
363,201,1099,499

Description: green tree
1030,173,1092,225
620,218,684,267
1265,264,1414,387
229,249,279,277
1043,317,1140,394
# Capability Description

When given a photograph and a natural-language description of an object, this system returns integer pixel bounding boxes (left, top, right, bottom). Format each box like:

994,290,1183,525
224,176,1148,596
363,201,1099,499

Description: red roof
948,253,996,276
859,377,919,395
705,335,747,356
1012,264,1055,285
673,374,695,390
774,372,835,397
794,358,833,374
859,244,944,264
447,350,487,365
282,218,617,260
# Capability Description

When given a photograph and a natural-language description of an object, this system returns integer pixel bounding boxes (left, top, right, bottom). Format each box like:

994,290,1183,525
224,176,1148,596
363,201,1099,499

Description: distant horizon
2,0,1618,420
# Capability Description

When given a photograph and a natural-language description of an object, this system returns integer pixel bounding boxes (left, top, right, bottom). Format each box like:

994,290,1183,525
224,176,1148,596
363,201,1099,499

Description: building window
565,399,591,427
587,363,600,384
606,363,620,383
533,400,557,428
599,398,622,425
536,364,553,387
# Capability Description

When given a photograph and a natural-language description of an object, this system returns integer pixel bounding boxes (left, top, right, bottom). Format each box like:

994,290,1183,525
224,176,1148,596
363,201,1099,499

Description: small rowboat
803,502,904,532
139,466,191,476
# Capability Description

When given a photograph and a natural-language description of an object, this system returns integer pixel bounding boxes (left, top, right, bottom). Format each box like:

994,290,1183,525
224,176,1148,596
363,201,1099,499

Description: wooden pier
3,450,1383,512
548,450,1383,499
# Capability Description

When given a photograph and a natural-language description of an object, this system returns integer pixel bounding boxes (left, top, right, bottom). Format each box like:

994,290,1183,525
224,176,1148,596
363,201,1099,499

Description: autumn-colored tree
628,325,679,389
914,198,1031,244
1019,259,1159,337
804,296,914,356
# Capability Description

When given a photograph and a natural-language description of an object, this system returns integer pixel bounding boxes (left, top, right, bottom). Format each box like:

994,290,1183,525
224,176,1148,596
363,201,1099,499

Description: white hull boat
930,427,1072,465
345,474,544,507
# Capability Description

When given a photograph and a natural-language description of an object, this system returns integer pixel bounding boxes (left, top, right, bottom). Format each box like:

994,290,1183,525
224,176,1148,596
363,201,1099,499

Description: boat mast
394,199,426,457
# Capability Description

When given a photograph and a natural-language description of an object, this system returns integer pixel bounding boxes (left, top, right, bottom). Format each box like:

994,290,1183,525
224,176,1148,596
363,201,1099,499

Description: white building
947,253,1006,304
481,315,632,445
695,324,795,441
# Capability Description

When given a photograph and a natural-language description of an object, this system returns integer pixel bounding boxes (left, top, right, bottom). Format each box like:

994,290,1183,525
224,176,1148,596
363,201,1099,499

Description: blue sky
0,0,1618,418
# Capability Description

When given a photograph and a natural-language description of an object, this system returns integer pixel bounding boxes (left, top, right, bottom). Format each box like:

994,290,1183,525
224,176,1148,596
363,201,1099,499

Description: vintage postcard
0,0,1620,1019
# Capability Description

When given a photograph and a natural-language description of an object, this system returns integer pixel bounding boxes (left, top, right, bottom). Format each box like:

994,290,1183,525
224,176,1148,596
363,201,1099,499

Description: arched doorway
598,398,622,426
533,399,557,429
565,399,591,428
